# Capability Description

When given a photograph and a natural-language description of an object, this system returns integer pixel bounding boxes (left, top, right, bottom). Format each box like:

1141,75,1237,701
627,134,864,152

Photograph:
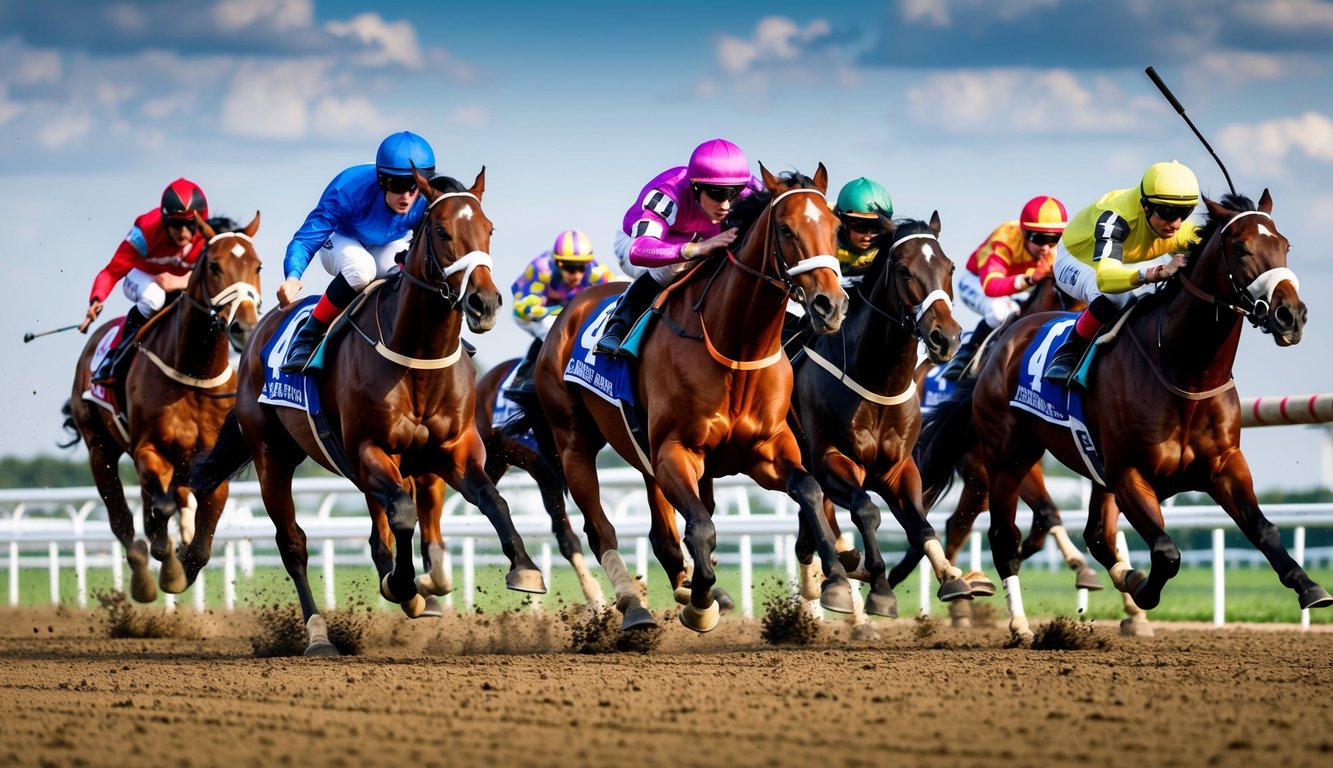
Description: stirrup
593,332,624,357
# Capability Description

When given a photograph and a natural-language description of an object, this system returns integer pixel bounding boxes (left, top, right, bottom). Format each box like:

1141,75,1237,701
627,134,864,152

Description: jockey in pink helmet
595,138,759,357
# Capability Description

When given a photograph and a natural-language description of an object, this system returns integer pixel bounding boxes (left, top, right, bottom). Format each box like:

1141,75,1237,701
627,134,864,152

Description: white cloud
326,12,425,70
310,94,389,138
1219,112,1333,176
900,0,951,26
38,112,93,149
716,16,831,75
211,0,313,33
103,3,149,34
1235,0,1333,34
220,59,329,139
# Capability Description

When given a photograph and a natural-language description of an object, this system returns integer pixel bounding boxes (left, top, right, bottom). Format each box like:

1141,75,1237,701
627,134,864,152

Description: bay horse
474,357,606,606
65,214,262,602
536,164,850,632
192,169,546,656
916,191,1331,642
787,214,970,620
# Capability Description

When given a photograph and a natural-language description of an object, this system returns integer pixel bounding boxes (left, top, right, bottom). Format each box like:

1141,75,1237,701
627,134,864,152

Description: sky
1,0,1332,491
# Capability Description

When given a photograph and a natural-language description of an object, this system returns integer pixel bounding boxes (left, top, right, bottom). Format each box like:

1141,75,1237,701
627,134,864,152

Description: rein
857,231,952,340
1175,210,1298,331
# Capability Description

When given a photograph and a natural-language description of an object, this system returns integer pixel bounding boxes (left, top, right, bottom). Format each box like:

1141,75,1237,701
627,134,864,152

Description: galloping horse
474,358,605,606
916,191,1330,642
787,214,969,619
65,214,262,602
193,170,546,655
537,165,850,632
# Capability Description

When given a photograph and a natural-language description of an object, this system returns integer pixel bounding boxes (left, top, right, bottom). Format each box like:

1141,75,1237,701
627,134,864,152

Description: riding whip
1145,66,1238,197
23,324,80,343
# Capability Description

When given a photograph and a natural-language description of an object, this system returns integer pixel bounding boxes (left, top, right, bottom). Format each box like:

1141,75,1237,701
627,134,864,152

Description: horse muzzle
804,288,848,335
464,289,501,333
1262,298,1306,347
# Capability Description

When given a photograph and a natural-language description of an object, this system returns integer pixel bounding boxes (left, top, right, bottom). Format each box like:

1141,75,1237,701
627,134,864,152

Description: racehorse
916,191,1330,642
474,357,606,607
536,164,850,632
65,214,262,602
787,214,970,619
192,169,546,656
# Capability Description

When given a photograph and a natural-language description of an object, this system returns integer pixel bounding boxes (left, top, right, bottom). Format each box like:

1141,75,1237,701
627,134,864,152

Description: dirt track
1,602,1330,768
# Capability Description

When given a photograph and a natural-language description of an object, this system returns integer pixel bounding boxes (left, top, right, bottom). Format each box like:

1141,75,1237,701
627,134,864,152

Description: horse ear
469,166,486,199
195,212,215,241
805,162,826,193
412,165,437,206
1258,188,1272,213
929,210,941,236
243,210,261,238
759,162,779,194
1203,195,1228,219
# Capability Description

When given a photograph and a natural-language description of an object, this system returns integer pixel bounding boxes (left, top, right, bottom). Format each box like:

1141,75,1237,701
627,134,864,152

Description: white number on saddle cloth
579,301,618,367
1025,318,1076,396
265,305,315,372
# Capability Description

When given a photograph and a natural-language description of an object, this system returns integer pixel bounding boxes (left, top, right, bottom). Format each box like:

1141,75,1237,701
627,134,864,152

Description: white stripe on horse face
230,244,246,258
456,205,474,221
1257,223,1275,238
921,243,936,262
803,198,823,225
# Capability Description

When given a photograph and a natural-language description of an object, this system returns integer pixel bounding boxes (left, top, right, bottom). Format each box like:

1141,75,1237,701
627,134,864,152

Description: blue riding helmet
376,131,436,178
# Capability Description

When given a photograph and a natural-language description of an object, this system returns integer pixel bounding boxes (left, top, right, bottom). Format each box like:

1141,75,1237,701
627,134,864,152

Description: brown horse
192,170,545,656
787,214,968,619
916,191,1330,642
65,214,262,602
474,356,606,606
537,165,850,632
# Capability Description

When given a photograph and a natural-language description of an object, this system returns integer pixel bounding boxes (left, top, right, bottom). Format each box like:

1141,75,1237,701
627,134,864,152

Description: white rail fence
2,469,1330,629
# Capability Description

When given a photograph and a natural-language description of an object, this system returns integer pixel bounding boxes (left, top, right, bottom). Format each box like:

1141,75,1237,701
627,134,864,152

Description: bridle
180,231,262,332
400,191,493,307
1175,210,1298,333
718,187,841,299
857,230,952,341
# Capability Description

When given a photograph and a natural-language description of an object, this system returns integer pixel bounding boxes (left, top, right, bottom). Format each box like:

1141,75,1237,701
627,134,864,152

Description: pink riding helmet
687,139,751,185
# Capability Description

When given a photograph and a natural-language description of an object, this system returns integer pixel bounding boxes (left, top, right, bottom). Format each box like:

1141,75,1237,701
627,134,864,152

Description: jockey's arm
1090,211,1140,293
978,243,1028,297
154,271,190,293
280,187,344,305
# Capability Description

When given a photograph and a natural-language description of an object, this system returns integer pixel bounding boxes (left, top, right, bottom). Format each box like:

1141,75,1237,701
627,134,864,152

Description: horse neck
834,270,918,389
699,209,788,362
161,281,229,377
1148,251,1244,388
388,262,464,361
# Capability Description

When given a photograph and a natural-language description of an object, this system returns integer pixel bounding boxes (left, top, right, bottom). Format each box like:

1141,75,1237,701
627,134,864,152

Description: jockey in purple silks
594,138,762,357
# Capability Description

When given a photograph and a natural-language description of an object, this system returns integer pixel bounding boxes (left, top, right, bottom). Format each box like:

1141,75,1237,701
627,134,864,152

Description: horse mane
428,175,466,194
723,170,817,244
859,218,934,285
206,216,240,234
1134,192,1258,313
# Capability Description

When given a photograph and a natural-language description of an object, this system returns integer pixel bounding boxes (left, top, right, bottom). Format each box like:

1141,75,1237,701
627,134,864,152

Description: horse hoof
963,570,996,597
952,616,972,630
711,587,735,614
1299,585,1333,610
415,572,453,598
158,549,187,594
1075,566,1104,591
505,567,547,594
379,574,396,602
303,641,341,658
1130,581,1161,611
819,580,854,614
679,600,720,633
672,586,692,606
418,596,444,618
838,550,870,581
1120,616,1155,638
864,589,898,618
937,577,974,602
1011,629,1035,647
400,593,426,619
128,541,158,603
620,605,658,631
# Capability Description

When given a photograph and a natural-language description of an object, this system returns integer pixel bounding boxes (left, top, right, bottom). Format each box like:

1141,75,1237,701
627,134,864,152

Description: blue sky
2,0,1332,490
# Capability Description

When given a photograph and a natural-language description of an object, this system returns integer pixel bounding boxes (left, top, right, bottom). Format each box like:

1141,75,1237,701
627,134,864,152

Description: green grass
4,561,1330,625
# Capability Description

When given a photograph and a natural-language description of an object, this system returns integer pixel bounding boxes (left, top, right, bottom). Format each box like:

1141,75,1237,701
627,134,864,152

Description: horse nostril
810,294,833,320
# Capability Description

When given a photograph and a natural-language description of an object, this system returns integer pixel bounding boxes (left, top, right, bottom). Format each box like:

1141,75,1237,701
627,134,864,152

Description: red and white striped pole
1239,394,1333,427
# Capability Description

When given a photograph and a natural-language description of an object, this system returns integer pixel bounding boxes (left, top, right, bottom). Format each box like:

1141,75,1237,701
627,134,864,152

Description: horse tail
914,377,979,509
57,399,80,449
189,410,253,494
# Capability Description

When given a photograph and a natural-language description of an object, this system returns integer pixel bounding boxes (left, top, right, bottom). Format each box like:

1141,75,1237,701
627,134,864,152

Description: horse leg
135,448,187,594
531,454,603,608
644,480,688,605
793,504,823,601
174,483,225,589
1109,471,1179,611
411,475,452,601
1208,452,1333,610
651,448,722,632
1080,488,1151,635
1018,467,1102,591
813,456,895,618
944,468,995,597
87,440,158,603
694,477,734,612
873,463,973,605
988,466,1034,643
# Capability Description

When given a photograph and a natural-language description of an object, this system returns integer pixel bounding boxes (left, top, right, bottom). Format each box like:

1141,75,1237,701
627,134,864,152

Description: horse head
194,212,263,352
411,166,501,333
1197,190,1305,346
873,212,962,363
757,162,848,334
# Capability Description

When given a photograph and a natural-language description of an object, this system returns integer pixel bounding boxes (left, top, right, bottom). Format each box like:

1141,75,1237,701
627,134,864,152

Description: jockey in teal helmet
278,131,437,373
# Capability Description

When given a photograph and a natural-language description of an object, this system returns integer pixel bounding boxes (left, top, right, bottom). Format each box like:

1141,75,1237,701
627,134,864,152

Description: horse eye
209,262,223,275
255,264,262,273
436,226,452,240
1232,241,1248,257
778,224,794,238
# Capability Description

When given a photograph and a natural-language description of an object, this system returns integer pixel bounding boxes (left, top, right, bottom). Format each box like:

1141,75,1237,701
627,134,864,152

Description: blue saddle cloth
257,297,323,413
493,365,538,451
920,364,957,415
1011,316,1107,485
562,295,637,407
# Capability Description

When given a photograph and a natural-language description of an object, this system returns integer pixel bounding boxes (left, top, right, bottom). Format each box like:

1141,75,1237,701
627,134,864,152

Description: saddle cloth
1011,316,1107,485
563,295,637,407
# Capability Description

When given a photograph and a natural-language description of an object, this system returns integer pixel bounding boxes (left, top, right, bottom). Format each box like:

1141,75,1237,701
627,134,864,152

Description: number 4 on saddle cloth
1011,315,1108,485
562,293,656,460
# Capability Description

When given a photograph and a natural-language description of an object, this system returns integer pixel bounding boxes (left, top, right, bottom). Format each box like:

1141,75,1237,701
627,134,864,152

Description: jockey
84,178,209,384
594,138,761,357
832,177,893,279
939,195,1068,381
506,229,619,397
1043,161,1201,388
277,131,436,373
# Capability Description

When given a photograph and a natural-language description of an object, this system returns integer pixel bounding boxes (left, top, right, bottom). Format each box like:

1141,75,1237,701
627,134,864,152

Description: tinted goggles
841,216,883,235
694,184,745,203
556,261,588,273
1149,203,1193,223
380,175,420,195
164,216,198,231
1024,231,1061,246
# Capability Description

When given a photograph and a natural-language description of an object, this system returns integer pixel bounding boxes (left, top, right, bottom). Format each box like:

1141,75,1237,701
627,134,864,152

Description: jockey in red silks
505,229,620,397
83,178,209,384
594,138,762,357
1043,161,1201,389
939,195,1069,381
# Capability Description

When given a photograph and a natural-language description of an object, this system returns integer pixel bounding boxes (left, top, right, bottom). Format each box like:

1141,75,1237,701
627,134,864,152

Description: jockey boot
1043,333,1091,387
594,275,663,358
504,340,543,400
279,315,330,374
940,319,993,381
92,308,147,385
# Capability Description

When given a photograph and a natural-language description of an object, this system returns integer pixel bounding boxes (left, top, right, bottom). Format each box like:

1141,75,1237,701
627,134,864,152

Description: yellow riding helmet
551,229,594,264
1140,161,1200,206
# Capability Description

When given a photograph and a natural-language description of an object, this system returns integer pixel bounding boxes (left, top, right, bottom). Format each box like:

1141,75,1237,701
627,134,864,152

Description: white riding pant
122,268,169,316
957,271,1021,328
515,314,557,342
1053,247,1168,310
318,231,413,291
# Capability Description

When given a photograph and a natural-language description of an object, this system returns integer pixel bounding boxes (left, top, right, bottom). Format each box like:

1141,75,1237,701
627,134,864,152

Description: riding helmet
687,139,751,186
160,178,208,223
551,229,594,264
835,177,893,220
376,131,436,178
1140,161,1200,207
1019,195,1068,233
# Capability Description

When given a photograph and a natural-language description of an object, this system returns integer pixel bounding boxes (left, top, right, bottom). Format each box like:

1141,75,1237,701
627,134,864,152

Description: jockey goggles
556,261,588,273
693,183,746,203
1024,230,1061,246
379,175,420,195
164,216,198,231
1148,202,1194,223
841,215,884,235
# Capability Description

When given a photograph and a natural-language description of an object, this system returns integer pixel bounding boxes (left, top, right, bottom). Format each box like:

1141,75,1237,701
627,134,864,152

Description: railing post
969,530,982,576
8,541,18,606
736,488,754,619
1212,528,1226,627
322,539,336,610
224,542,237,611
193,569,206,612
918,555,931,616
463,537,475,609
111,540,123,592
1295,526,1309,631
536,542,551,612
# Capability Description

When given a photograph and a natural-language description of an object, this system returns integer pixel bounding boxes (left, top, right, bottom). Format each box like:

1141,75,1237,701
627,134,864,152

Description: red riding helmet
1019,195,1067,234
161,178,208,223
